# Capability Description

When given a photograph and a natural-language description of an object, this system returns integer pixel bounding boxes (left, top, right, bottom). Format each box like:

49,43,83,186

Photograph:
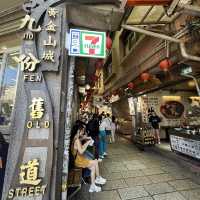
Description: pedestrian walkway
73,138,200,200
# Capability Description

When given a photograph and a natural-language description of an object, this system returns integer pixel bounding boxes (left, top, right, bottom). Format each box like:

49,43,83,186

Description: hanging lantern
141,72,150,82
126,0,172,6
85,84,90,90
95,59,103,70
128,82,135,89
106,35,112,50
91,74,99,82
159,58,172,72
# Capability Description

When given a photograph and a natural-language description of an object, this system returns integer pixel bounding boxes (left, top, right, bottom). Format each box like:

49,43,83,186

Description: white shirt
104,117,112,130
99,119,109,131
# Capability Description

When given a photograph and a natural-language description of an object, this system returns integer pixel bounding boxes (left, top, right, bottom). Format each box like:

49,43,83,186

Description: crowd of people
70,112,116,193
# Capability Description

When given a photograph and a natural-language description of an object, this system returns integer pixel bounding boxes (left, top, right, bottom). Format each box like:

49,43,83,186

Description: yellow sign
48,7,59,18
13,53,40,72
42,50,55,62
30,97,45,119
46,20,57,32
26,121,50,129
19,159,41,186
20,15,41,32
43,35,57,47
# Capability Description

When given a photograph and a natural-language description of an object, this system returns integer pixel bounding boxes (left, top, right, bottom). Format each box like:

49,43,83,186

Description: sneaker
95,176,107,185
103,152,108,156
99,155,104,159
89,184,101,193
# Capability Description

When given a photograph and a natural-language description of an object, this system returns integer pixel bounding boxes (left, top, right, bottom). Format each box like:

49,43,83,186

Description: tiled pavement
72,138,200,200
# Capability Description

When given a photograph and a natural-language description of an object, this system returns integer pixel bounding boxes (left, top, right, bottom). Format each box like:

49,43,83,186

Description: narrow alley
74,138,200,200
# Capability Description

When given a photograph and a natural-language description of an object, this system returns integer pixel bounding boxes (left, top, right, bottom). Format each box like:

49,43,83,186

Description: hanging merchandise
85,84,91,90
159,58,172,72
128,82,135,89
141,72,150,82
106,35,112,50
95,59,104,70
90,74,99,82
113,90,119,96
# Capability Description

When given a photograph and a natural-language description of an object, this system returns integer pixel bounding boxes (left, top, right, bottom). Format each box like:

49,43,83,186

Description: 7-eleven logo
83,35,101,55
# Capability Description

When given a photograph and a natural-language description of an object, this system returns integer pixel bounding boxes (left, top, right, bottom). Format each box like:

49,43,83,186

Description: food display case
169,128,200,160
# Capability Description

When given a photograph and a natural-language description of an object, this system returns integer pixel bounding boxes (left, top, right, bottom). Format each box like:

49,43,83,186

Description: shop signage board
181,66,192,75
69,29,106,58
2,2,67,200
170,134,200,159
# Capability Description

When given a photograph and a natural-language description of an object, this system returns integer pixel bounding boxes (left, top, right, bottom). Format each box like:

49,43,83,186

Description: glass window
0,52,19,126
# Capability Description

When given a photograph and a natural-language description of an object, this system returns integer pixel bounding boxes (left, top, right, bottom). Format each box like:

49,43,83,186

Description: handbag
106,130,111,135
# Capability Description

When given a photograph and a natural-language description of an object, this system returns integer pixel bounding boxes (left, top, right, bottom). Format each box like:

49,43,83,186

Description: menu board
170,135,200,159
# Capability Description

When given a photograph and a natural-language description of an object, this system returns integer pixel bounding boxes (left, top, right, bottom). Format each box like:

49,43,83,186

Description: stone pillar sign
2,1,67,200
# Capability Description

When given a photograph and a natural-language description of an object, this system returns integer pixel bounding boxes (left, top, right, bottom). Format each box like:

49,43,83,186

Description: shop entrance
132,79,200,160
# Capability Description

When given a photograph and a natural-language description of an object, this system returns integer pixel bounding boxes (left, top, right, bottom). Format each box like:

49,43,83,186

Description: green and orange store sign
69,29,106,58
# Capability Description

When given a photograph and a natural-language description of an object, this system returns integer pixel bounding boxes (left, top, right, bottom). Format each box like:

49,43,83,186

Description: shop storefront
133,80,200,159
112,96,134,140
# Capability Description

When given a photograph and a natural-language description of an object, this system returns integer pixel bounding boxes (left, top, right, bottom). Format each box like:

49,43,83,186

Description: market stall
169,128,200,160
133,81,200,152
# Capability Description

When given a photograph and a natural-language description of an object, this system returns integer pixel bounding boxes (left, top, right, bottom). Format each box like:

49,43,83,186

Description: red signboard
127,0,172,6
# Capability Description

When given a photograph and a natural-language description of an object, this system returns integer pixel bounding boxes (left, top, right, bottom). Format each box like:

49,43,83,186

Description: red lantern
106,36,112,50
95,59,103,70
141,72,150,82
90,75,98,82
128,82,135,89
126,0,172,6
159,58,172,72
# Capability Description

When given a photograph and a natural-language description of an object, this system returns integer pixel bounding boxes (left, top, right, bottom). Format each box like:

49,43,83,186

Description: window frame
0,47,20,137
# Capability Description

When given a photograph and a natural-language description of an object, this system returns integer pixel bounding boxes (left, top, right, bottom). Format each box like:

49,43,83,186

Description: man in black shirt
149,111,161,144
87,114,100,159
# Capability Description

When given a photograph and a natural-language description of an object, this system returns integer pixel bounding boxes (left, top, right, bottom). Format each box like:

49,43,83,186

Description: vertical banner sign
69,29,106,58
2,1,65,200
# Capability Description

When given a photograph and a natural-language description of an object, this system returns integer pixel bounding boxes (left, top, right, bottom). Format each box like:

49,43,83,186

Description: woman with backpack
71,124,106,193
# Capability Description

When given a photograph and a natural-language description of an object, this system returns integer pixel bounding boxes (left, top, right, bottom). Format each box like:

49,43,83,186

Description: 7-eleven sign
69,29,106,58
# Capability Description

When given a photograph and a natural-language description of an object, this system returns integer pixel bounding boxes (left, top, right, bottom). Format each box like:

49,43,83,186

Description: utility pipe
122,24,200,62
181,74,200,96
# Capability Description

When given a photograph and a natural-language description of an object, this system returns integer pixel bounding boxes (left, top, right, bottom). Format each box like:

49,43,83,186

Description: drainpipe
181,74,200,96
121,24,200,62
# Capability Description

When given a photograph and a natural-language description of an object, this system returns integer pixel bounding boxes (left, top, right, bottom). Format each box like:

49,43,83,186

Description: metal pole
122,24,181,43
62,56,75,200
122,24,200,62
181,74,200,96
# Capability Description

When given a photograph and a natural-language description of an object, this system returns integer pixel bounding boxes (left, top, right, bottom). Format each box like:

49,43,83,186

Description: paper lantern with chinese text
128,82,135,89
141,72,150,82
159,58,172,72
106,36,112,50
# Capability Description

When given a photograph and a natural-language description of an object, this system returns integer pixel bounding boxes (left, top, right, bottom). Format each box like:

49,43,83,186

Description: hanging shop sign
2,3,64,200
181,66,192,75
128,97,136,115
8,159,47,198
69,29,106,58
